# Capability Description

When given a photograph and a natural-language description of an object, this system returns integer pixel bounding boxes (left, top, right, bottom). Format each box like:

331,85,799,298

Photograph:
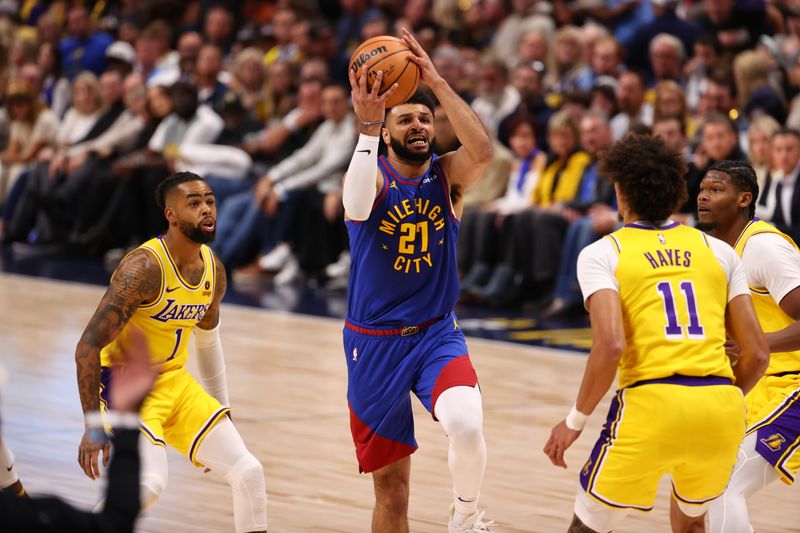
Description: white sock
0,440,19,488
435,385,486,521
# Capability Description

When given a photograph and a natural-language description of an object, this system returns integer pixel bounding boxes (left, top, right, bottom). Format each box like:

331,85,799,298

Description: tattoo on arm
197,255,227,330
75,249,161,414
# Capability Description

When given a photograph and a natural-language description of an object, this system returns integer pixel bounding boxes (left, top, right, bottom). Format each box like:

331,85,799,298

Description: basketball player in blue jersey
74,172,267,532
697,161,800,532
343,28,494,533
544,135,769,533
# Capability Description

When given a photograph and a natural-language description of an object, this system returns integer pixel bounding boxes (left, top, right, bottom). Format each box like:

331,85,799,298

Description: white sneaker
448,504,494,532
325,251,351,278
258,242,291,271
273,255,301,285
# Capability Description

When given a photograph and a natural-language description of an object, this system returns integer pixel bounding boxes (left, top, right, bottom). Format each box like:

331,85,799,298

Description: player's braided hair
707,160,759,219
598,133,687,222
155,171,206,209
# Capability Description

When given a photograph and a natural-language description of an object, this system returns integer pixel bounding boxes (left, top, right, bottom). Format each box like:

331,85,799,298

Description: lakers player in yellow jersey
544,135,768,533
74,172,267,532
698,158,800,532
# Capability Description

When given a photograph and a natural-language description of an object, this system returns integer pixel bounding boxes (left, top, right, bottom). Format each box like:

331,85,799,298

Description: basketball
349,35,420,108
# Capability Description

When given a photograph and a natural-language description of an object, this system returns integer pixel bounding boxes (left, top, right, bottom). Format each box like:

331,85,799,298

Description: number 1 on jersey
656,281,705,340
166,328,184,361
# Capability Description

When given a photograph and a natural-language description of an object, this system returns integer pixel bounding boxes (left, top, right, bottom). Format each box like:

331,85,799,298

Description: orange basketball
349,35,421,108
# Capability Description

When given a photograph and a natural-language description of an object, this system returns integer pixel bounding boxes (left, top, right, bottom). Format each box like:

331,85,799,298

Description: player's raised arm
194,254,230,407
401,28,493,193
342,66,396,221
75,248,161,480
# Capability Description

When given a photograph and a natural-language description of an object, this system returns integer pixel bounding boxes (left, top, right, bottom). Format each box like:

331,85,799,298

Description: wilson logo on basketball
349,46,389,73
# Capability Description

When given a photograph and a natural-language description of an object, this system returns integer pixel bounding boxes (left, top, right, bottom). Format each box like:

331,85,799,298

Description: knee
374,475,409,516
226,453,266,494
443,411,484,452
140,471,167,511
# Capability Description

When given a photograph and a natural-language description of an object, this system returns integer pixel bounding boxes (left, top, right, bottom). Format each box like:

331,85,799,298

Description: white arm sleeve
742,232,800,304
706,235,751,302
342,134,380,221
577,237,619,306
193,324,229,407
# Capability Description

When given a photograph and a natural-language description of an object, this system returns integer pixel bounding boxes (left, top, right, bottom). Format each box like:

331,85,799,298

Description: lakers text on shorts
745,372,800,484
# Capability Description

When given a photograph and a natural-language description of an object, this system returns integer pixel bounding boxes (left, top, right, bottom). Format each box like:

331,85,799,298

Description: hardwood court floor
0,273,797,532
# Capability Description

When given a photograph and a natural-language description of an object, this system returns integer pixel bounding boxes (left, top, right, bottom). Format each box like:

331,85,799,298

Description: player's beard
179,219,215,244
389,133,434,162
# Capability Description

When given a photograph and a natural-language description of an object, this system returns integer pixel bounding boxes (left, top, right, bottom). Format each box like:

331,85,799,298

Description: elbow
343,201,370,221
599,338,625,365
754,344,770,376
474,142,494,166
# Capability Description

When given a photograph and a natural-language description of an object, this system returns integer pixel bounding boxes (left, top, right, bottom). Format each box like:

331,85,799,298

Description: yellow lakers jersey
610,223,733,388
101,237,216,373
734,220,800,376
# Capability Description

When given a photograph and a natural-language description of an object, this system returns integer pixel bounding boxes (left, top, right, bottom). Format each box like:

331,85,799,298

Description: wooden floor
1,273,798,532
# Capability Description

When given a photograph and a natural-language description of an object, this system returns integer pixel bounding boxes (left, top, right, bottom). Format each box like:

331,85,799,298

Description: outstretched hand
401,28,442,86
348,65,398,124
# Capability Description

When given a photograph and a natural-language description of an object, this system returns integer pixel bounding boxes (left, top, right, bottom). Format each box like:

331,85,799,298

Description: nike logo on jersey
6,464,11,471
357,149,371,155
165,286,180,293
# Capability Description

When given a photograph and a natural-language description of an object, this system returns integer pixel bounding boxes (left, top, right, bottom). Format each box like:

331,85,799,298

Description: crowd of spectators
1,0,800,315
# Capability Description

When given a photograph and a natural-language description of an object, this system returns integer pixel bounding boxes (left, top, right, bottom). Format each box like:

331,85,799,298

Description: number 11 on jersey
657,281,705,340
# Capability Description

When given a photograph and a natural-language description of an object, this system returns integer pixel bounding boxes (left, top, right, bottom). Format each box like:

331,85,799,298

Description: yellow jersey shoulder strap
734,219,799,256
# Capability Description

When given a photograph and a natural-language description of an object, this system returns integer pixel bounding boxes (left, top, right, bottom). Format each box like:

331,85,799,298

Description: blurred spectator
543,110,616,317
135,20,178,86
516,30,553,80
471,59,520,138
460,115,545,299
690,0,771,55
36,40,70,117
432,44,473,103
578,22,610,69
588,36,624,86
693,112,747,188
335,0,382,53
648,33,686,86
589,78,619,119
747,115,780,220
264,8,303,66
548,25,592,94
214,83,353,278
766,128,800,243
195,43,229,111
626,0,700,75
492,0,554,70
230,47,271,122
497,62,553,151
59,5,113,80
104,40,135,76
734,49,787,124
611,70,653,140
653,80,695,137
203,5,235,54
684,34,723,111
0,80,58,205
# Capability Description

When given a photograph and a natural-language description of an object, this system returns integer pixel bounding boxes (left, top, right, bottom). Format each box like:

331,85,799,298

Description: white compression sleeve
194,324,230,407
195,418,268,533
342,134,380,221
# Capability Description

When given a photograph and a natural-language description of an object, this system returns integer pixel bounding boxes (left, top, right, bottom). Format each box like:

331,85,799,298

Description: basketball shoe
449,504,494,532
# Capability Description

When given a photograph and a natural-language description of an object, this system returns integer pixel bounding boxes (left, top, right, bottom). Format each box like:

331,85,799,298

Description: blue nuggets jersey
346,154,460,326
